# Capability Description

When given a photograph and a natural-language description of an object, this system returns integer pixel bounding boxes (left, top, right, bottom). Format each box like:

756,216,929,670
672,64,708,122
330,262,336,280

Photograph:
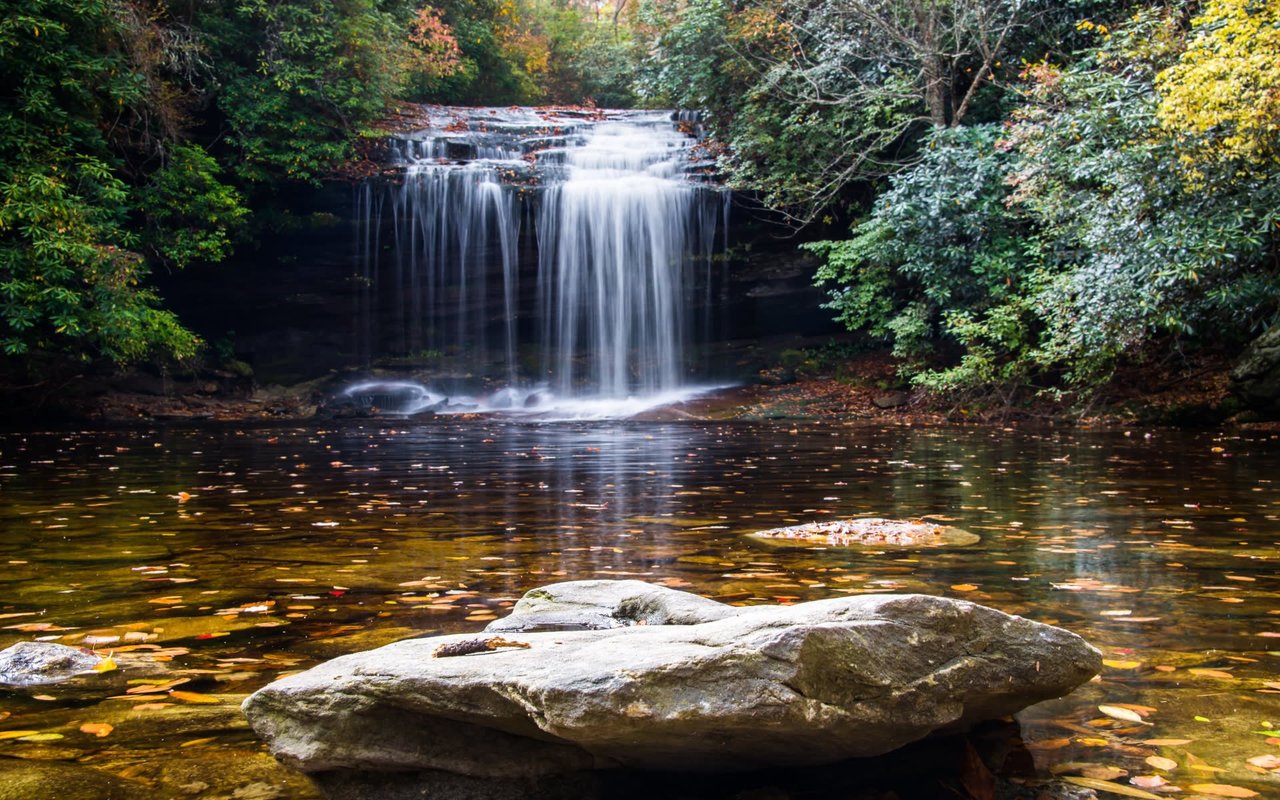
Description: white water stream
351,108,727,417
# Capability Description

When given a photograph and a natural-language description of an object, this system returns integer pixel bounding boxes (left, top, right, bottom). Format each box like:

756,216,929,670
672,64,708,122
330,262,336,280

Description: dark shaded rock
243,583,1100,792
872,391,910,409
1232,325,1280,417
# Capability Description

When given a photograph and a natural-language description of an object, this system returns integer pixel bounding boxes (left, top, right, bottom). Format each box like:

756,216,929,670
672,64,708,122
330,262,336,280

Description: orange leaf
169,690,221,704
79,723,113,738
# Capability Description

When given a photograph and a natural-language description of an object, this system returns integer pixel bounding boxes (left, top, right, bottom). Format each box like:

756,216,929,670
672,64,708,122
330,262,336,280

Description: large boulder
1232,325,1280,417
244,582,1099,797
0,641,103,688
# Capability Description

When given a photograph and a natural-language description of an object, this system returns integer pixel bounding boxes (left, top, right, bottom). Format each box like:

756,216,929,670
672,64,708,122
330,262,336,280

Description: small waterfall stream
351,108,727,416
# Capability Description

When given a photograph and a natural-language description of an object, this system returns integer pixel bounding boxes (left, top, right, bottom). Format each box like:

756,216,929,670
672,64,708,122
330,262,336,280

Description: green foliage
0,1,202,363
810,124,1029,372
137,144,247,269
206,0,416,183
808,6,1280,403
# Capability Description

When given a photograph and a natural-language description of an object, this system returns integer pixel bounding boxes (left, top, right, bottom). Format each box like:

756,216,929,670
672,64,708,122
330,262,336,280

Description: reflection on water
0,422,1278,796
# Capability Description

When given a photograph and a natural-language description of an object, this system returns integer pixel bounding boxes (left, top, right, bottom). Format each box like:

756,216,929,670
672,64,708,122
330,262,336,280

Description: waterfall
351,108,726,416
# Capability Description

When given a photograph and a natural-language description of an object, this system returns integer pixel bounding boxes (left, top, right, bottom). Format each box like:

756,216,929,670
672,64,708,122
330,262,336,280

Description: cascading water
350,108,727,417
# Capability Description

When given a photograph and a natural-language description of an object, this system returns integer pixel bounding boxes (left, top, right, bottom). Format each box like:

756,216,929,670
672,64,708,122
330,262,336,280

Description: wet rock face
0,641,102,687
746,518,980,549
243,581,1100,798
1232,325,1280,417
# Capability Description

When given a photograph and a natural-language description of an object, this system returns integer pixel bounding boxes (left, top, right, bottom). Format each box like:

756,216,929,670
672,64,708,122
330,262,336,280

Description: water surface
1,421,1278,797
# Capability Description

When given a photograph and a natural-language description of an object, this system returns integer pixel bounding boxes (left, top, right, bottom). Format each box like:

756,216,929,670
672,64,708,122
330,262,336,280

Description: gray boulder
1233,325,1280,416
484,578,735,632
244,583,1099,788
0,641,102,687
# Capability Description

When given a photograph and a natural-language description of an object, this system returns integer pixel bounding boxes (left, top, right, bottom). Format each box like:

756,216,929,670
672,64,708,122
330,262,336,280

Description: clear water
1,421,1278,797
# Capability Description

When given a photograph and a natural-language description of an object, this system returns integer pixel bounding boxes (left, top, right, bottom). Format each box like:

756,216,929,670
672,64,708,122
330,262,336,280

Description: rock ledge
243,581,1100,796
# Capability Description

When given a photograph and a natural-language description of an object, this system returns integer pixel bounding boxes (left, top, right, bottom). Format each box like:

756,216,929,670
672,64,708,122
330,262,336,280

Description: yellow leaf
1189,668,1235,680
180,736,216,747
1061,776,1163,799
1103,659,1143,669
1145,755,1177,770
17,733,64,742
1188,785,1260,798
92,654,117,673
0,730,40,740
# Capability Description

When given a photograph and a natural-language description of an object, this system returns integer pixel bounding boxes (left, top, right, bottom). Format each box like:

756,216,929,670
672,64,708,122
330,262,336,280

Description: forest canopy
637,0,1279,404
2,0,1276,411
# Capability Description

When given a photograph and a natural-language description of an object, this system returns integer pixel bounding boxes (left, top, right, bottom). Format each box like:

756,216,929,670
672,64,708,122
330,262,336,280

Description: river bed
1,420,1278,798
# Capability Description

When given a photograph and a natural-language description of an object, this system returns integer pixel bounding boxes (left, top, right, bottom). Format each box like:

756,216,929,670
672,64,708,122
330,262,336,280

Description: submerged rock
0,641,103,687
243,582,1099,797
747,518,980,549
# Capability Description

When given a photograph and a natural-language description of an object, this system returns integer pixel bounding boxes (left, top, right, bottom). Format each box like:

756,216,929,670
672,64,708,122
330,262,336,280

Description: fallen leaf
1146,756,1177,770
1103,659,1143,669
169,690,220,704
92,654,117,673
950,584,979,592
1061,776,1162,799
1245,755,1280,769
1130,775,1167,789
79,723,113,738
1082,766,1129,780
180,736,217,747
1188,784,1260,798
0,730,40,740
17,733,64,742
1099,705,1148,724
1189,669,1236,680
1143,738,1192,746
1186,752,1227,773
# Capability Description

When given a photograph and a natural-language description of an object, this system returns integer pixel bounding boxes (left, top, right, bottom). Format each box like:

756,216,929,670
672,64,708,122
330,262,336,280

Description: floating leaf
0,730,40,740
1130,776,1168,789
169,690,220,704
92,653,117,673
1143,738,1192,746
950,584,979,592
1186,752,1226,773
180,736,217,747
1247,754,1280,769
1146,756,1178,770
79,723,112,738
1103,659,1143,669
1061,776,1162,799
1188,784,1260,798
1189,669,1236,680
17,733,64,742
1099,705,1147,724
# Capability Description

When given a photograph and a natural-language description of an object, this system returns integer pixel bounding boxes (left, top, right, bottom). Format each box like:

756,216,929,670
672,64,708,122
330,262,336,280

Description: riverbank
62,347,1271,430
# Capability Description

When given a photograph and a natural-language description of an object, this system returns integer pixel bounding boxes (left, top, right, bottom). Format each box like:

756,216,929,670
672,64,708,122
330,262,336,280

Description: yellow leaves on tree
1156,0,1280,164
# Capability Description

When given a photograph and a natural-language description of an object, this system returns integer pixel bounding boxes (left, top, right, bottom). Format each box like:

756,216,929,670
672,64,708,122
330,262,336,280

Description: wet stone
243,582,1100,798
746,518,980,549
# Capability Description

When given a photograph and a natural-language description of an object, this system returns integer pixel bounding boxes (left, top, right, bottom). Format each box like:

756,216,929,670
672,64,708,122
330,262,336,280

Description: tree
0,1,235,364
1156,0,1280,165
